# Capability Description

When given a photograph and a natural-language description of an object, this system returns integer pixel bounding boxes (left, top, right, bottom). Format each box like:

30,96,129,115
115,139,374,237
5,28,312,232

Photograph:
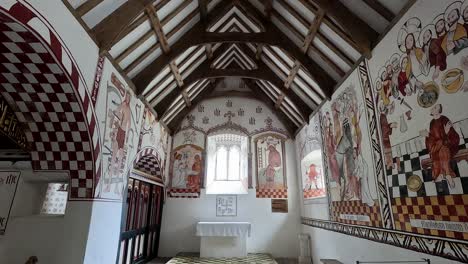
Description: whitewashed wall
159,140,301,257
160,96,301,257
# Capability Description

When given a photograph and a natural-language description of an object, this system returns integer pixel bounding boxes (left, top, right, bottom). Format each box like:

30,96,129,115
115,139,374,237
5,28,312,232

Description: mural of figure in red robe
306,164,319,189
420,104,460,188
265,144,281,189
187,154,202,189
379,103,398,171
108,73,132,194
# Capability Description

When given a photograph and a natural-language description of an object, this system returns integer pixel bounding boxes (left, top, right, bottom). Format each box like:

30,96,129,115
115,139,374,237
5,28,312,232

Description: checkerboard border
256,188,287,198
0,3,102,200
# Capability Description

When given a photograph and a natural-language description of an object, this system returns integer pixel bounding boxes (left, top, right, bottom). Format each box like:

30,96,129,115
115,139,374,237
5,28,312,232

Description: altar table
196,222,251,258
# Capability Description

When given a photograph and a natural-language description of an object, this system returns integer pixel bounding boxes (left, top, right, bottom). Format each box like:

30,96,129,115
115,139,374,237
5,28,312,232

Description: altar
196,222,251,258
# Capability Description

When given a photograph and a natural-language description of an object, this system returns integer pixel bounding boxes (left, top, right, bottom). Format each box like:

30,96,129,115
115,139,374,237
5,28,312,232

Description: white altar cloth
196,222,251,258
196,222,251,237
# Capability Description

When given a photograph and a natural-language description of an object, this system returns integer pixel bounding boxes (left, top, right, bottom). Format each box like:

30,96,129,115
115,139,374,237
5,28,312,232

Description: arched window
206,133,248,194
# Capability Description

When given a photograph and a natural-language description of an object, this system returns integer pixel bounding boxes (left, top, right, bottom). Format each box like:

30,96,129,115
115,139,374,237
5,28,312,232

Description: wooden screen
117,178,164,264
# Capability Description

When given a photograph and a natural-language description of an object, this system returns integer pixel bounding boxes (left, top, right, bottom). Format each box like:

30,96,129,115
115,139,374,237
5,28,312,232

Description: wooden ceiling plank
161,0,193,25
272,9,344,78
76,0,104,17
362,0,395,22
91,0,154,51
167,80,218,132
123,42,160,74
238,0,335,97
115,30,154,63
243,79,297,135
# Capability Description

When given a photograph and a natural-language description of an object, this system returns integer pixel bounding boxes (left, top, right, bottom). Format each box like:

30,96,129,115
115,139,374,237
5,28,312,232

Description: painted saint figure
172,153,187,188
379,103,398,171
265,144,281,189
108,73,132,194
306,163,319,189
187,154,202,189
443,2,467,55
420,104,460,189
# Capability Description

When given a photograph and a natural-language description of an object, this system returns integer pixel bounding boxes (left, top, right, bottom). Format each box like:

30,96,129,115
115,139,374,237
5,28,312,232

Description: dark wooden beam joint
284,60,300,89
92,0,154,51
302,9,325,53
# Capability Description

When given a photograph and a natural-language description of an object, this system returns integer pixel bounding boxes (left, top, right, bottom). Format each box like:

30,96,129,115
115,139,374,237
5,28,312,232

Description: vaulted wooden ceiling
65,0,412,134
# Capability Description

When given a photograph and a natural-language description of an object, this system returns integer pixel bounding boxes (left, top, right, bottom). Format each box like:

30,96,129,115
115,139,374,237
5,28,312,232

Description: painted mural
368,0,468,241
168,144,203,198
95,68,142,200
255,134,287,198
170,96,290,198
321,71,382,227
296,114,326,200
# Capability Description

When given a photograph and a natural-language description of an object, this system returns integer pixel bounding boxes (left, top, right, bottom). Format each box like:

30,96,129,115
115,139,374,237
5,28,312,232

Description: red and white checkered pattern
0,3,101,200
256,188,288,198
133,147,163,181
331,200,383,227
303,188,326,199
168,188,200,198
392,195,468,240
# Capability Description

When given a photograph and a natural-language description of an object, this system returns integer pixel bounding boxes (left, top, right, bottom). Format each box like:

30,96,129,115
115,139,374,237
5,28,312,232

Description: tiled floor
148,254,298,264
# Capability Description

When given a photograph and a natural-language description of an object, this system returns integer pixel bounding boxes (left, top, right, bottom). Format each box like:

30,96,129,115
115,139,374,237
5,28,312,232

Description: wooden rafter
362,0,395,22
154,58,311,121
146,5,170,53
262,0,273,19
167,80,218,132
132,3,336,98
284,60,300,89
310,0,378,56
271,7,345,77
123,6,199,74
76,0,103,17
91,0,154,51
243,79,297,135
146,4,191,107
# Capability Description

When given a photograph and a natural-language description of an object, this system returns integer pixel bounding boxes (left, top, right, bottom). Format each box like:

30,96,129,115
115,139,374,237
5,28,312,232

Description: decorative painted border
302,217,468,263
357,59,393,228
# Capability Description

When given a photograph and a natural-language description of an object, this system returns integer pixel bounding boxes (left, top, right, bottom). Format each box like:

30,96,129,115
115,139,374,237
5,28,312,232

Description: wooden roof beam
362,0,395,22
91,0,154,52
167,80,218,132
146,4,191,106
132,25,336,97
310,0,378,57
243,79,297,136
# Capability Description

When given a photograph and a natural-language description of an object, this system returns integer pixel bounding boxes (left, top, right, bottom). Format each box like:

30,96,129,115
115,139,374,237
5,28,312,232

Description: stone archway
0,2,101,199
